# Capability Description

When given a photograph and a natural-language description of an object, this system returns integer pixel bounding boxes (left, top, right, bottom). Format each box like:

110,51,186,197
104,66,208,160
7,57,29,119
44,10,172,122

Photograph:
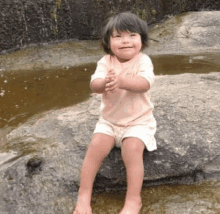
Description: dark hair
101,12,149,54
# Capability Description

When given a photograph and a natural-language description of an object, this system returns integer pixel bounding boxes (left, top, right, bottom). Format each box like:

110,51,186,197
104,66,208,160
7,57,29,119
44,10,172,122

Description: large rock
147,11,220,55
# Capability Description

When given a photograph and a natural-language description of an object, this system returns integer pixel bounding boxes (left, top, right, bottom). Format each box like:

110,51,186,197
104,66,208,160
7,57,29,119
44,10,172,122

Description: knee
86,141,109,162
88,140,105,155
121,138,145,156
88,134,115,158
88,138,101,150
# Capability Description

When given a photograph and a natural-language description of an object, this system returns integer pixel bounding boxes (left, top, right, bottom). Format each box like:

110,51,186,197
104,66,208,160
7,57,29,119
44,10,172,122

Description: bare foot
119,199,142,214
73,203,92,214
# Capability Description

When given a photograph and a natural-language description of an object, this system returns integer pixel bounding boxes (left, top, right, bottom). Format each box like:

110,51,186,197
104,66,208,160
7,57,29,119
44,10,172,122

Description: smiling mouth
119,47,133,49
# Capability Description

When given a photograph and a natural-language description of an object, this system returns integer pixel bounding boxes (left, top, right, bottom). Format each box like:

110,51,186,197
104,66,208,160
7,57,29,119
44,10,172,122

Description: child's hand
105,69,120,93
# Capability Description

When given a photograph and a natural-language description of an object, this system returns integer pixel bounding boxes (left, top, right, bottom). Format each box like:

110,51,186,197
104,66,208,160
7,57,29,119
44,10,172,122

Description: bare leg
73,133,115,214
120,137,145,214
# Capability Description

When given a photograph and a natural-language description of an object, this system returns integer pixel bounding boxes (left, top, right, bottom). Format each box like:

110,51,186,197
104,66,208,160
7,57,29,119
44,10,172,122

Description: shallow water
91,181,220,213
152,53,220,75
0,64,95,129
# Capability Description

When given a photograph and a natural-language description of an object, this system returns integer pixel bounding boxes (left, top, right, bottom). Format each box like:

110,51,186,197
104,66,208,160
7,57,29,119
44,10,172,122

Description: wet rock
92,180,220,213
142,181,220,214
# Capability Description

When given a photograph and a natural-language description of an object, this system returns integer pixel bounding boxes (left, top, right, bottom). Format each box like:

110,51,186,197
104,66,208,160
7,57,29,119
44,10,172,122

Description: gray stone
147,11,220,55
0,151,17,165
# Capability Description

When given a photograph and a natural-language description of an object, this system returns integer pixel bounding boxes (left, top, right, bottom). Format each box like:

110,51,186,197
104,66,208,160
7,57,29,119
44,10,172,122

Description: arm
106,55,154,93
119,54,154,92
90,78,106,94
105,70,150,93
119,74,150,93
90,56,108,94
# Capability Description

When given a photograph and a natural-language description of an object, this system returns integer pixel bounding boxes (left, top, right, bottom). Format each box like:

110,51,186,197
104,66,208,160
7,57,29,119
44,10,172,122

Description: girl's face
110,30,142,62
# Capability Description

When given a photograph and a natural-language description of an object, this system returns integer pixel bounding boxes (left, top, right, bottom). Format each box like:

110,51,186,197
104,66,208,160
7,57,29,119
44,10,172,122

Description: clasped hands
105,69,122,93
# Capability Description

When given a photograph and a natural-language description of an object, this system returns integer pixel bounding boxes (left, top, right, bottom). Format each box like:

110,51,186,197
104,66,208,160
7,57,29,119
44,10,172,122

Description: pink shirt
90,53,155,127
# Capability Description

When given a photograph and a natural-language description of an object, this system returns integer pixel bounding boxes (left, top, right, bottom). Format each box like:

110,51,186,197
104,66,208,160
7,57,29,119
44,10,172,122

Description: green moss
56,0,62,10
50,0,62,35
51,11,58,20
53,26,58,35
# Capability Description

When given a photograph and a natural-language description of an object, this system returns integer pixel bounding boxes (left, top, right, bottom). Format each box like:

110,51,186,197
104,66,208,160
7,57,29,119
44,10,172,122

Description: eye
130,33,137,37
112,33,120,38
114,34,121,38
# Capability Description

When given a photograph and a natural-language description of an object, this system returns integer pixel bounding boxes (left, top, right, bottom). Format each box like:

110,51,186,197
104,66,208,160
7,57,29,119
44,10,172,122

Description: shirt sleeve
137,54,155,87
90,56,108,85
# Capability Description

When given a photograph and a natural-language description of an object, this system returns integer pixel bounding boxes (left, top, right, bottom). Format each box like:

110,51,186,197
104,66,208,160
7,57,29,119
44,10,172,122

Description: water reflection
0,64,95,128
152,53,220,75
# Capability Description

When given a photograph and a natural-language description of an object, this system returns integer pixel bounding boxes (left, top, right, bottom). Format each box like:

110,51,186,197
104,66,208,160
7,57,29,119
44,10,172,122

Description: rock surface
147,11,220,55
0,11,220,214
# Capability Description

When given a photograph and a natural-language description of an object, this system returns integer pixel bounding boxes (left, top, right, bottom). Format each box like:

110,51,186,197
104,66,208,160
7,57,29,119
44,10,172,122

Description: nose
122,35,129,43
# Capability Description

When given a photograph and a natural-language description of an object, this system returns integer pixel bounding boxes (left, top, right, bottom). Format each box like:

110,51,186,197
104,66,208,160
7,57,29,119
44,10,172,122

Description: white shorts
93,117,157,151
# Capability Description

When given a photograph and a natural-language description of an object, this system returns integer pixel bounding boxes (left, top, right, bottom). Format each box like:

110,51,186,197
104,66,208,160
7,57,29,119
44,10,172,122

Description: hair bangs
112,15,140,34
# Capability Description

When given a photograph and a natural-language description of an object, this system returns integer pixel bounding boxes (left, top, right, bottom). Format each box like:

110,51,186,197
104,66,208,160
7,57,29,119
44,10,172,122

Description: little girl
73,12,157,214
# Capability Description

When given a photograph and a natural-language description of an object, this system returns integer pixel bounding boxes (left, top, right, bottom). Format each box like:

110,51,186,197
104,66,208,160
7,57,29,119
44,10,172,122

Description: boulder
147,11,220,55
